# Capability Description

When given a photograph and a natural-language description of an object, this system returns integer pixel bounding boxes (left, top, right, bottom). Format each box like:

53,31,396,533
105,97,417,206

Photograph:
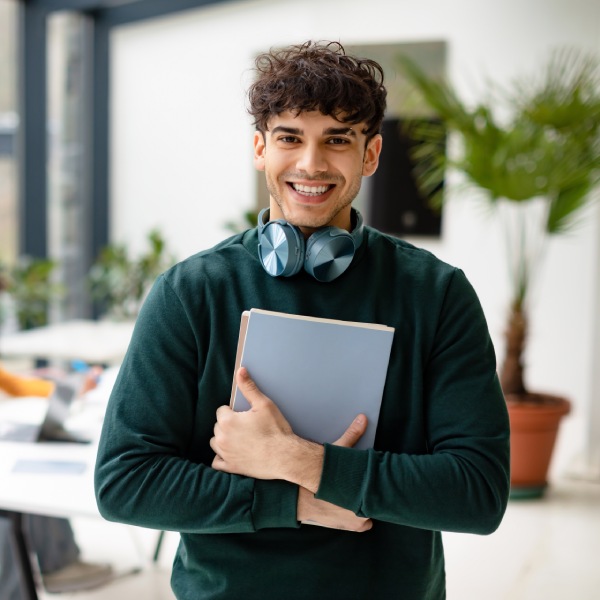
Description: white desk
0,439,99,518
0,437,102,600
0,382,113,600
0,395,104,517
0,441,102,600
0,319,136,365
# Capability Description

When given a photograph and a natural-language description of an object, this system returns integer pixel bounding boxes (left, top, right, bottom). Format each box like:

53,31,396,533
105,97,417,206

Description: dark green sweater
95,226,510,600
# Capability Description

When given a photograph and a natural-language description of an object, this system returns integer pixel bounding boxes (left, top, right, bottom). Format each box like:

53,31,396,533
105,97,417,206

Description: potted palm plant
400,48,600,498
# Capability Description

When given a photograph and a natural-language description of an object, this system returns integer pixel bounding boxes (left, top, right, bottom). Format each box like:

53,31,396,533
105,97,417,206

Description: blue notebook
231,309,394,450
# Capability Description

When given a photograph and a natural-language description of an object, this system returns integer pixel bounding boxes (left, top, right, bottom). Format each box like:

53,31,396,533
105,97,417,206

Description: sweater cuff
252,479,300,530
315,444,369,512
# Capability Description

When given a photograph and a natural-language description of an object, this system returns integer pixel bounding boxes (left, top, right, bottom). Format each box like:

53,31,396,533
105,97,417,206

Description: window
47,12,92,319
0,0,19,264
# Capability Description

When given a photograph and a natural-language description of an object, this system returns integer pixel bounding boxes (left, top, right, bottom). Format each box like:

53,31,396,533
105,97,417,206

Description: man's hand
297,414,373,532
297,488,372,532
210,368,323,487
211,367,372,532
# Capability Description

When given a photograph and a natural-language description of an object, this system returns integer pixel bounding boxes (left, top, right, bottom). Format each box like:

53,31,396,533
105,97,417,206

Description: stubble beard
265,170,363,230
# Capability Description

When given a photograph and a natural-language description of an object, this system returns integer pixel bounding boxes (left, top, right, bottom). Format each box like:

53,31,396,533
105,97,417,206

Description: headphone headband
257,208,364,282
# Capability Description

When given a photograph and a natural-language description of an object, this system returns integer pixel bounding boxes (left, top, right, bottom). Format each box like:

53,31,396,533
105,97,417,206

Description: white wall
110,0,600,475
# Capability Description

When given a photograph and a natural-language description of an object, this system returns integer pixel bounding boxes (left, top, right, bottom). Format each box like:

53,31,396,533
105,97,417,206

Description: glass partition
47,11,92,320
0,0,19,265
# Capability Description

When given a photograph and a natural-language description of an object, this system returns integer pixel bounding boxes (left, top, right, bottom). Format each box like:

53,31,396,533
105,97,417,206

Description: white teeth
292,183,330,196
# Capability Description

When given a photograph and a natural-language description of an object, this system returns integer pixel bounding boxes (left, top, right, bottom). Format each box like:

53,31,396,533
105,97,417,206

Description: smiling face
254,111,382,236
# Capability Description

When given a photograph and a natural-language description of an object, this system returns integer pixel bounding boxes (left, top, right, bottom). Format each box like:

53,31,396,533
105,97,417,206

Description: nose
296,142,328,175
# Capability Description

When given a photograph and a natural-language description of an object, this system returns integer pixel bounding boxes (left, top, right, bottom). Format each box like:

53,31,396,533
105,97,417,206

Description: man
95,41,510,599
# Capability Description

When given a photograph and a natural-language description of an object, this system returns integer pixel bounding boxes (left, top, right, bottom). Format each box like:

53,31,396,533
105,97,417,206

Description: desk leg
0,510,40,600
153,530,165,563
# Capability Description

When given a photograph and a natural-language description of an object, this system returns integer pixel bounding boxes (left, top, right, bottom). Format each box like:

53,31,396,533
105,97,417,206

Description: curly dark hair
248,41,387,140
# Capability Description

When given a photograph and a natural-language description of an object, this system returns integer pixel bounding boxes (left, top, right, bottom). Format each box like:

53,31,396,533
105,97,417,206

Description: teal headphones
257,208,364,282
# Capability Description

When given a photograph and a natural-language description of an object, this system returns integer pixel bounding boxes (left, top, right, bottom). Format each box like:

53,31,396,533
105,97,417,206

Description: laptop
0,378,91,444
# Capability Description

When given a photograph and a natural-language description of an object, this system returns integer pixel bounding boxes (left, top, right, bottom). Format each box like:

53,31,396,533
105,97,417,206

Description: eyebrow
324,127,357,137
270,126,357,137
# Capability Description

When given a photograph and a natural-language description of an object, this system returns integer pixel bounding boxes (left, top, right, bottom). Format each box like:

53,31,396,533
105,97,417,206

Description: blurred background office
0,0,599,598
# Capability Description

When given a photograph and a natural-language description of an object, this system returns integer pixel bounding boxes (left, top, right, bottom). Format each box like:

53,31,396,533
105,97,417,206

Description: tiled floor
445,476,600,600
37,476,600,600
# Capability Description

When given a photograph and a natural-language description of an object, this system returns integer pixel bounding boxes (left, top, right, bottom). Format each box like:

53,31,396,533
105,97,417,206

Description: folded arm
211,367,372,532
209,270,510,536
95,268,509,537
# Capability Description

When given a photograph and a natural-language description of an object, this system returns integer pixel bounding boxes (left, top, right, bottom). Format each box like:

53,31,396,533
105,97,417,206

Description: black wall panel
368,118,444,237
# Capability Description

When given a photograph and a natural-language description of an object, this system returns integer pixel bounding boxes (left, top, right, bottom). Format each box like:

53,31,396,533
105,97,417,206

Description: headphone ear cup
304,228,356,282
258,220,305,277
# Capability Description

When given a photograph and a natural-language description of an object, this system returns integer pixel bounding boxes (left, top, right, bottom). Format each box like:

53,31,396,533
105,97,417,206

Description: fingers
300,517,373,532
215,404,231,421
236,367,268,409
209,428,222,470
357,518,373,532
297,487,373,532
211,406,231,468
333,414,368,448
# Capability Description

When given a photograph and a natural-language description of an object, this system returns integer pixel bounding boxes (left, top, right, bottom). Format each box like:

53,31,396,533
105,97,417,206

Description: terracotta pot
505,393,571,499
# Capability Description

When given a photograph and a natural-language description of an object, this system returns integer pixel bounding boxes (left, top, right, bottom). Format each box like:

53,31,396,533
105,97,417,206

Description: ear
253,131,266,171
362,134,382,177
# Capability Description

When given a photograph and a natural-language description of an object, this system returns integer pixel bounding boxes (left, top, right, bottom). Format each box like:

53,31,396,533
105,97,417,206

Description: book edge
249,308,395,332
229,311,250,408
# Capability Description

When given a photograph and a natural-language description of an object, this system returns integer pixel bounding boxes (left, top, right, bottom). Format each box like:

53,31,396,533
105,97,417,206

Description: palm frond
399,47,600,212
547,179,596,234
398,46,600,310
518,47,600,131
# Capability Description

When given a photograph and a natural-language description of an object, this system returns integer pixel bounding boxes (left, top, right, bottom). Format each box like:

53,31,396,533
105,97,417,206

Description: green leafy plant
88,229,174,319
400,48,600,401
0,256,63,329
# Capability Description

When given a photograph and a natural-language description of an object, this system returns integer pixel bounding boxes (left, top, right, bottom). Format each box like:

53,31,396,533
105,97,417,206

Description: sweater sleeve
315,268,510,535
94,275,299,534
